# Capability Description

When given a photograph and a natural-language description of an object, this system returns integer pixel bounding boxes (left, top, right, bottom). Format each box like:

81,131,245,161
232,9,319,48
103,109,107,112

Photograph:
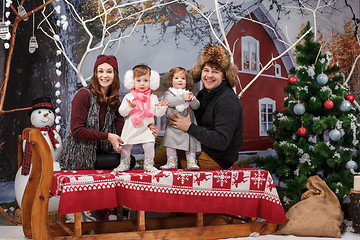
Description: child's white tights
121,142,155,159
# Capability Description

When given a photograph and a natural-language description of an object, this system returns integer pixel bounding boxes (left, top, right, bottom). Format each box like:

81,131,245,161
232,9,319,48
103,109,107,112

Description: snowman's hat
28,97,55,116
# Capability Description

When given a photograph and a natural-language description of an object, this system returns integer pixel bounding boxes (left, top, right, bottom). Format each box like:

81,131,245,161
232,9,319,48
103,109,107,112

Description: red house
226,4,296,153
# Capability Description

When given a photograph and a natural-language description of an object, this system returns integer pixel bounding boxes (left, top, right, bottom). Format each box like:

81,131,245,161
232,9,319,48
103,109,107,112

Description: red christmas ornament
345,94,354,103
288,76,297,85
324,99,334,109
297,127,307,137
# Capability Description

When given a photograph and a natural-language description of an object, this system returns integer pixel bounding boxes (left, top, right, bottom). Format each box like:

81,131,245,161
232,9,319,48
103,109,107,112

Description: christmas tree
265,22,360,206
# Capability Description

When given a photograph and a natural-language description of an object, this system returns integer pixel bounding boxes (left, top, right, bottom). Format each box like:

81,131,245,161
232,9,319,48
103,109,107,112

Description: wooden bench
20,128,286,240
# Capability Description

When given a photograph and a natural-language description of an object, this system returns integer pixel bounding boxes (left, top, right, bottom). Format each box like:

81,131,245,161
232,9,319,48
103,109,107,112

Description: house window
275,63,281,77
242,36,259,72
259,98,276,136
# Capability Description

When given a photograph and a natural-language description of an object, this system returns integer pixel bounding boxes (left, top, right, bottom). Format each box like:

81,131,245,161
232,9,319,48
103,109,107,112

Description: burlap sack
276,175,344,238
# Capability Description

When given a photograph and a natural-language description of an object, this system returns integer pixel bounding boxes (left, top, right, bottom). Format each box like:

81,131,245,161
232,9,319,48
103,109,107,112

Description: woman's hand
148,123,159,137
168,108,191,131
108,133,124,151
155,97,170,107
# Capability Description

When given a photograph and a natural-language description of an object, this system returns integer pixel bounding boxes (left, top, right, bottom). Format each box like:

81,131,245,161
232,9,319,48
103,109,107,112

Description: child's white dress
119,93,167,145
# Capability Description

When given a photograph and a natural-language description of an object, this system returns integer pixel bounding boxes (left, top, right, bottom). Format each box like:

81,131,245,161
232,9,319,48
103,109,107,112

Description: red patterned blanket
51,168,287,224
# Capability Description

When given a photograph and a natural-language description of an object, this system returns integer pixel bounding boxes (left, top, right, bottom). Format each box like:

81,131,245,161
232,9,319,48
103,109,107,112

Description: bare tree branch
0,0,55,116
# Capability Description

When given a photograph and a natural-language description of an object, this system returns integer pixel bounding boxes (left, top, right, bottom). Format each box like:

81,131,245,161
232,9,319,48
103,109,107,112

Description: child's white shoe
113,157,130,172
160,156,178,170
187,154,200,171
144,158,157,171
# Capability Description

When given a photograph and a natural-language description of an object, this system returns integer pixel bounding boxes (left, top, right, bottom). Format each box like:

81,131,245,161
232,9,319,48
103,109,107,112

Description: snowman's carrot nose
44,113,49,117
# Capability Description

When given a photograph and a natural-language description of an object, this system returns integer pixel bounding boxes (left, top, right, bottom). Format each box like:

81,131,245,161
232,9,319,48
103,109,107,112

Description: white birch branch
344,35,360,85
38,0,177,86
238,27,313,98
214,0,232,61
283,0,337,40
236,15,292,48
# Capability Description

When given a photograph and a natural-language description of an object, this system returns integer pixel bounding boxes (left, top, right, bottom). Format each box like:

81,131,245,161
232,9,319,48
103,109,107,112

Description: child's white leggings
166,147,193,157
121,142,155,159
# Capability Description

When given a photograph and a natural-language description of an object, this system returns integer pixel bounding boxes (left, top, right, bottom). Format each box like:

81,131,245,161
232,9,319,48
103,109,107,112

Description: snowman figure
14,97,62,212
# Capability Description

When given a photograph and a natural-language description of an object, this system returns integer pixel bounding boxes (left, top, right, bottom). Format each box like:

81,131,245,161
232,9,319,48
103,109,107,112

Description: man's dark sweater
187,81,243,169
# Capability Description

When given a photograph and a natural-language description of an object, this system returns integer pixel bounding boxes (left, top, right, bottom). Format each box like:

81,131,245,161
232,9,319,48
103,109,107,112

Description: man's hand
168,107,191,131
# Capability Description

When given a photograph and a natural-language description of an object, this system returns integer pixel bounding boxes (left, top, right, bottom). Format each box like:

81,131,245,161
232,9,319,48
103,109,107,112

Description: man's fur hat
123,69,160,91
162,67,194,90
190,44,238,87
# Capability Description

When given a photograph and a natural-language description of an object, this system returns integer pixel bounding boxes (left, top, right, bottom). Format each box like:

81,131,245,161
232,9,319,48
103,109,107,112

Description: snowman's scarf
22,126,59,175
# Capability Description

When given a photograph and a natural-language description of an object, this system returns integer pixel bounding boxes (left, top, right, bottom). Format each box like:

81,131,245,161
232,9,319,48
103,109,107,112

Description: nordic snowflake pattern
250,170,267,189
214,172,232,187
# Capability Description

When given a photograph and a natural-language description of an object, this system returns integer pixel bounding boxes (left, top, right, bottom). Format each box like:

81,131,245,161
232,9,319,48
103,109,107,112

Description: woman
59,55,125,171
156,44,243,169
59,56,160,220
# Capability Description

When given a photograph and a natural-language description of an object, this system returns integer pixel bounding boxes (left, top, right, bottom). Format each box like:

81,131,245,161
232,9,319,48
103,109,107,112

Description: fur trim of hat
123,69,160,91
190,44,238,87
162,70,194,90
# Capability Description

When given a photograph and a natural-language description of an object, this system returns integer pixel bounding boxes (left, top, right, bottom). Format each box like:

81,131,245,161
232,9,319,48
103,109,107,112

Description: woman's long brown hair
88,55,120,108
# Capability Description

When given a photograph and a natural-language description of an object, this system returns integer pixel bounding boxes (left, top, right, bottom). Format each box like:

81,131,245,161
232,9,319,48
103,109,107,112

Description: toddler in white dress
113,64,169,171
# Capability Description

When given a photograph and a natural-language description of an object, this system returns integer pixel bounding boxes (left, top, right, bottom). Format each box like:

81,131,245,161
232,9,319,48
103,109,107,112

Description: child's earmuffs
123,70,160,91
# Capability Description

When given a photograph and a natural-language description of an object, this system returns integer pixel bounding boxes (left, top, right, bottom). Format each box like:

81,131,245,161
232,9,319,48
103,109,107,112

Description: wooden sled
20,128,279,240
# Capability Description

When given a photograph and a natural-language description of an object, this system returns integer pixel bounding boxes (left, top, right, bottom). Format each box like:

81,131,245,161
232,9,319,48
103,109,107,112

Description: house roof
221,1,296,73
251,3,296,73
